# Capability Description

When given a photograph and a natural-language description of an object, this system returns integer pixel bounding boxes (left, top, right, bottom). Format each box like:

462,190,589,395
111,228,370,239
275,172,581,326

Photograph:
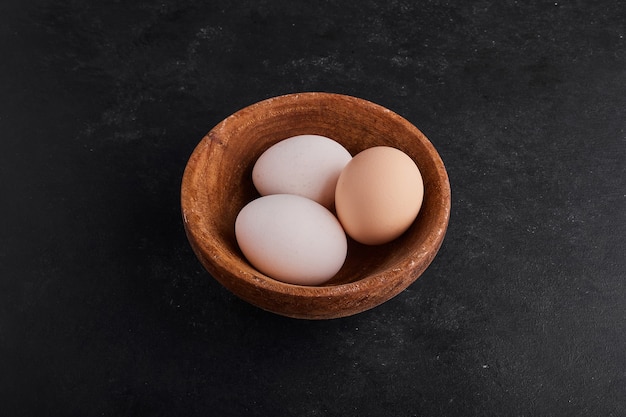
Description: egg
335,146,424,245
234,194,347,285
252,134,352,208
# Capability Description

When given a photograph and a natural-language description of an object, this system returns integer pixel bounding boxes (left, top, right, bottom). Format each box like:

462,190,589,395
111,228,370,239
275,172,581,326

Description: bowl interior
181,92,450,317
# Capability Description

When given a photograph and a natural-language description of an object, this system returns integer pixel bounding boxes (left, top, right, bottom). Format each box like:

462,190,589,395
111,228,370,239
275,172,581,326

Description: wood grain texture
181,92,451,319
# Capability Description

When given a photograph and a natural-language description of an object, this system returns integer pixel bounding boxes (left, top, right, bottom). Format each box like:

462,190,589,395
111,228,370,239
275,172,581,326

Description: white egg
252,134,352,208
234,194,347,285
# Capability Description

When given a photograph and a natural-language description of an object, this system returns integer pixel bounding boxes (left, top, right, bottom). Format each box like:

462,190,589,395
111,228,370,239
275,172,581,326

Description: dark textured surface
1,0,625,416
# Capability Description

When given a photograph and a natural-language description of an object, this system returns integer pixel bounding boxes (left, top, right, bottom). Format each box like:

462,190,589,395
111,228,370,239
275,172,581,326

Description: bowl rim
181,92,451,316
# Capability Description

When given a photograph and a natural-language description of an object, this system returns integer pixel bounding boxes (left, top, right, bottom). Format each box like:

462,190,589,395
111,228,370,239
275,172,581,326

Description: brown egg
335,146,424,245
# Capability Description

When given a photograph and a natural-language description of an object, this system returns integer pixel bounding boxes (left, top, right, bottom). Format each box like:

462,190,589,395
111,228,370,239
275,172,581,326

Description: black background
1,0,625,416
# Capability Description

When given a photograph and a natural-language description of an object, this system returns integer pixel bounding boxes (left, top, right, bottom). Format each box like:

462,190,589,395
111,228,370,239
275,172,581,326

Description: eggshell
234,194,348,285
335,146,424,245
252,135,352,208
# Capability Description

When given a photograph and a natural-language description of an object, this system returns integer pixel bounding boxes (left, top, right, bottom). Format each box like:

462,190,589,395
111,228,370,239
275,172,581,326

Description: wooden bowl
181,92,450,319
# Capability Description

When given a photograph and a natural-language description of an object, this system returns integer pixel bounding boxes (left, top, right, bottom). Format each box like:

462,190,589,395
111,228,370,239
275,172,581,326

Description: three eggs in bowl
236,134,425,286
